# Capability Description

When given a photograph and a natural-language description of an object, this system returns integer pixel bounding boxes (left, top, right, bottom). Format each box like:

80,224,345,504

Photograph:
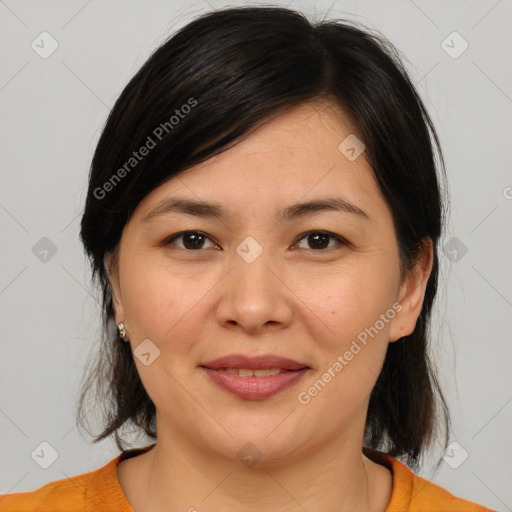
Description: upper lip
201,354,309,371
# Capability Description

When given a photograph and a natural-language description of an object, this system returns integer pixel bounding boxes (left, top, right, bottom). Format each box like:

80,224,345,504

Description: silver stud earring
117,322,128,341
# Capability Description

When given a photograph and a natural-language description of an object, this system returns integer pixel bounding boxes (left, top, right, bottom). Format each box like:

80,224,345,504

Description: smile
216,368,287,377
200,367,309,400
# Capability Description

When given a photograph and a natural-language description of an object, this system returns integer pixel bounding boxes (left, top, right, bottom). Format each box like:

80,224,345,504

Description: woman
0,6,496,512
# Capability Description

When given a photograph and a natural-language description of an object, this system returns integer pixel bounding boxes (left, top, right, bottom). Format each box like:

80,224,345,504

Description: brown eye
166,231,218,251
295,231,347,251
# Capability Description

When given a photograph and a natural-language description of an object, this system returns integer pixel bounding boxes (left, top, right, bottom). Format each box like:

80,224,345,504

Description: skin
106,100,433,512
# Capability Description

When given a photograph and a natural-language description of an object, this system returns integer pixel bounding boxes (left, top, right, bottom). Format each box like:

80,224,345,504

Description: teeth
221,368,284,377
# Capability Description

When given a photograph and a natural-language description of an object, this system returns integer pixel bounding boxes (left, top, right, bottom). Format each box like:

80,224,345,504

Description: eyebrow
142,196,370,223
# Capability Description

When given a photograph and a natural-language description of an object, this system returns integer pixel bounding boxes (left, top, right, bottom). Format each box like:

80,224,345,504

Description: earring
117,322,128,341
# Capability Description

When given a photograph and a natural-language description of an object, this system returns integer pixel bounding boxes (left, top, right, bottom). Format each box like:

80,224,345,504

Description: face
106,100,432,464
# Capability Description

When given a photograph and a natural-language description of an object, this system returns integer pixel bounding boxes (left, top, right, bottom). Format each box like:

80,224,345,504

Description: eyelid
294,230,350,250
164,231,219,250
164,230,350,252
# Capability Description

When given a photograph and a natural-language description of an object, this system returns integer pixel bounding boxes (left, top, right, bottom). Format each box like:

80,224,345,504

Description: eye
294,231,348,251
164,230,348,252
165,231,219,251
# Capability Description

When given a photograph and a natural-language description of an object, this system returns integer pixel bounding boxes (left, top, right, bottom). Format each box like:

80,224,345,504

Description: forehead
134,101,387,222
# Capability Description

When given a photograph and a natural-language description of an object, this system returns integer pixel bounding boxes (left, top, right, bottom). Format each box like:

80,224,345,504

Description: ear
104,252,125,323
388,237,434,343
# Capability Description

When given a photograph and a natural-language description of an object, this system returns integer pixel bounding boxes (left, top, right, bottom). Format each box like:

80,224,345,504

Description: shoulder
406,467,495,511
364,448,496,512
0,455,129,512
0,472,91,511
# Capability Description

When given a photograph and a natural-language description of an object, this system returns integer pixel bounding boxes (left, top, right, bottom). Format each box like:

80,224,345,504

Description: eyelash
163,230,349,253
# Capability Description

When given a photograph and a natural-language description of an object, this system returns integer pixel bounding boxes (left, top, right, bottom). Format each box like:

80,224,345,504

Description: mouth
199,354,310,400
200,354,309,372
203,367,297,377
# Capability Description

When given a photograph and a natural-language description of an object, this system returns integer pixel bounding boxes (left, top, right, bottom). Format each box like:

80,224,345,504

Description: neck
125,424,391,512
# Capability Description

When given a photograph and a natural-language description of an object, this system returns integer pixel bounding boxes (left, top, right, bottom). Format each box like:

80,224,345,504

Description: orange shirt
0,443,496,511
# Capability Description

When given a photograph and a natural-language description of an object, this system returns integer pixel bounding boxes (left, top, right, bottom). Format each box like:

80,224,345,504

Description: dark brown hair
77,5,450,471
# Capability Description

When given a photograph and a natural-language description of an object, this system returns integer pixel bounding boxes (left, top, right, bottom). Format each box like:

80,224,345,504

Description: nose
215,246,293,335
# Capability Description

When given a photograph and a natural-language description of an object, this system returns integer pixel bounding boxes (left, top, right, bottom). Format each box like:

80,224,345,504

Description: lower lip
201,367,309,400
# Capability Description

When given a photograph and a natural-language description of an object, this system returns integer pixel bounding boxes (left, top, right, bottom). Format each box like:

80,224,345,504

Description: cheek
120,259,220,344
293,268,398,424
288,259,400,348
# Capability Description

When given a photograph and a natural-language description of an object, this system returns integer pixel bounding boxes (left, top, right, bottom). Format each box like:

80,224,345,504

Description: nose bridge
216,235,291,331
233,234,278,303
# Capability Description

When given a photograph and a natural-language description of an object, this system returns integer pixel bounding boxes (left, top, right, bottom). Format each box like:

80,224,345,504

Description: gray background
0,0,511,510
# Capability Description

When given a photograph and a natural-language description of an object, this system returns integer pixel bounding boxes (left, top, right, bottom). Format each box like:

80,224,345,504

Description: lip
201,367,310,400
200,354,310,400
201,354,308,371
